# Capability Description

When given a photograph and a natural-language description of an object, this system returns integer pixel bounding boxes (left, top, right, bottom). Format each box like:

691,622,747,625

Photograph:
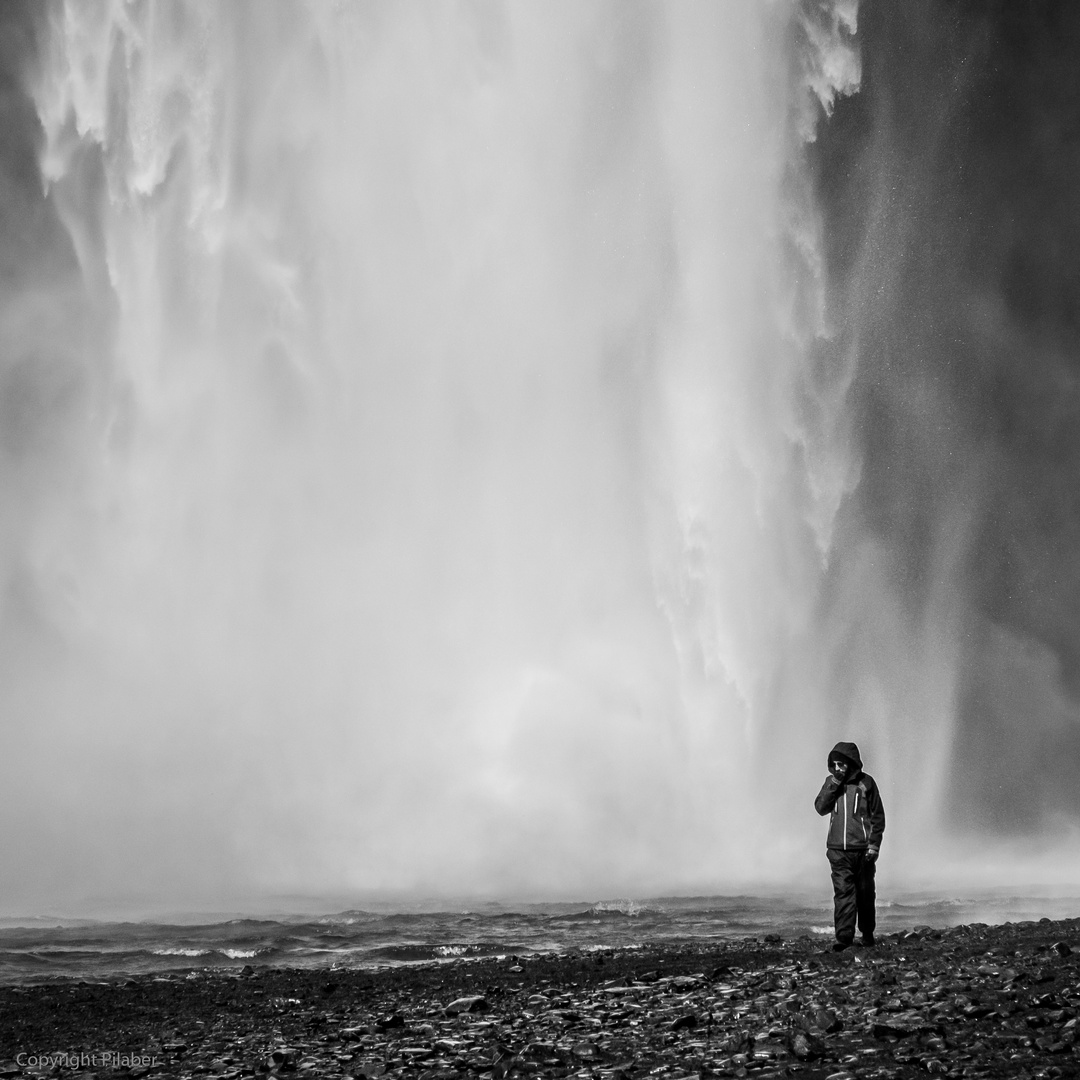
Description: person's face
831,759,847,779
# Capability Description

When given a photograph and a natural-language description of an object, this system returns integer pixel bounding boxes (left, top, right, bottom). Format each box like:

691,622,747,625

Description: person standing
814,741,885,951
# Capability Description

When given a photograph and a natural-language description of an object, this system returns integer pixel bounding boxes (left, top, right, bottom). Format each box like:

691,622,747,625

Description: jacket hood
828,741,863,773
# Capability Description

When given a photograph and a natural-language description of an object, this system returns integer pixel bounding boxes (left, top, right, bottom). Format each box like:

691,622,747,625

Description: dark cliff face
812,0,1080,832
0,1,103,664
0,2,74,293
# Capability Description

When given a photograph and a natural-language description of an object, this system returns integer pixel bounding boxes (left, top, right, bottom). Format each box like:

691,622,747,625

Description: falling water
2,1,1077,914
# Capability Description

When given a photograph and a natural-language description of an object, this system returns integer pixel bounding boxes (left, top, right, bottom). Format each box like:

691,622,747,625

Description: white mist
0,1,930,913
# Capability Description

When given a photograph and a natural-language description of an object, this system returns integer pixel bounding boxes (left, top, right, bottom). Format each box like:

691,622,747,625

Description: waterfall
5,0,857,904
5,0,1073,910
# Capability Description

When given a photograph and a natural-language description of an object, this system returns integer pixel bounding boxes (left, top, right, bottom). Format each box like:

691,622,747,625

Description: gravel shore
3,917,1080,1080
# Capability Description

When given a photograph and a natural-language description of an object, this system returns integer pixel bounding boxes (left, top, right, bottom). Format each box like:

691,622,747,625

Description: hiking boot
832,940,852,952
860,933,875,947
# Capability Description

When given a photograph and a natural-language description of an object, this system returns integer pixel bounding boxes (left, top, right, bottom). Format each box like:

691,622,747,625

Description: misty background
0,0,1077,916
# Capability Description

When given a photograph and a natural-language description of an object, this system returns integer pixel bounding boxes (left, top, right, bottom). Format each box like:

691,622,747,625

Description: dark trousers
827,848,876,943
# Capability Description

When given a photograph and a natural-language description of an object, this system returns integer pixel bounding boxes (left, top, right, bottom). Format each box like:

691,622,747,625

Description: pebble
444,994,489,1015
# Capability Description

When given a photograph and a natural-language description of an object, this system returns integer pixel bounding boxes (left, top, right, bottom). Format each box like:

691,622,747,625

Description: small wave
365,941,512,964
558,900,659,920
364,944,446,963
593,899,651,916
884,897,964,911
221,949,258,959
316,910,382,926
151,948,211,957
0,951,60,966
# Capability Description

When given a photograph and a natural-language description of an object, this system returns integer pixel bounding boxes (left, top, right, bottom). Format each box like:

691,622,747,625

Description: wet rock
520,1041,555,1059
446,993,488,1012
807,1005,842,1033
353,1064,386,1078
788,1031,823,1060
723,1030,753,1055
750,1039,786,1062
872,1005,946,1041
570,1041,604,1060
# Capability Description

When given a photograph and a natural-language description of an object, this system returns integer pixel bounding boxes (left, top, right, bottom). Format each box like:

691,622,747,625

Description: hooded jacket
814,741,885,854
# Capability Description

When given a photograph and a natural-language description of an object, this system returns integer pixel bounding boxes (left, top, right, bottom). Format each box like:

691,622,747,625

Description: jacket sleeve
866,777,885,851
814,775,842,816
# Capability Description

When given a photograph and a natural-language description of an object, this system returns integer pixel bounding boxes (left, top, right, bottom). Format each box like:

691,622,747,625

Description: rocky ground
3,918,1080,1080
